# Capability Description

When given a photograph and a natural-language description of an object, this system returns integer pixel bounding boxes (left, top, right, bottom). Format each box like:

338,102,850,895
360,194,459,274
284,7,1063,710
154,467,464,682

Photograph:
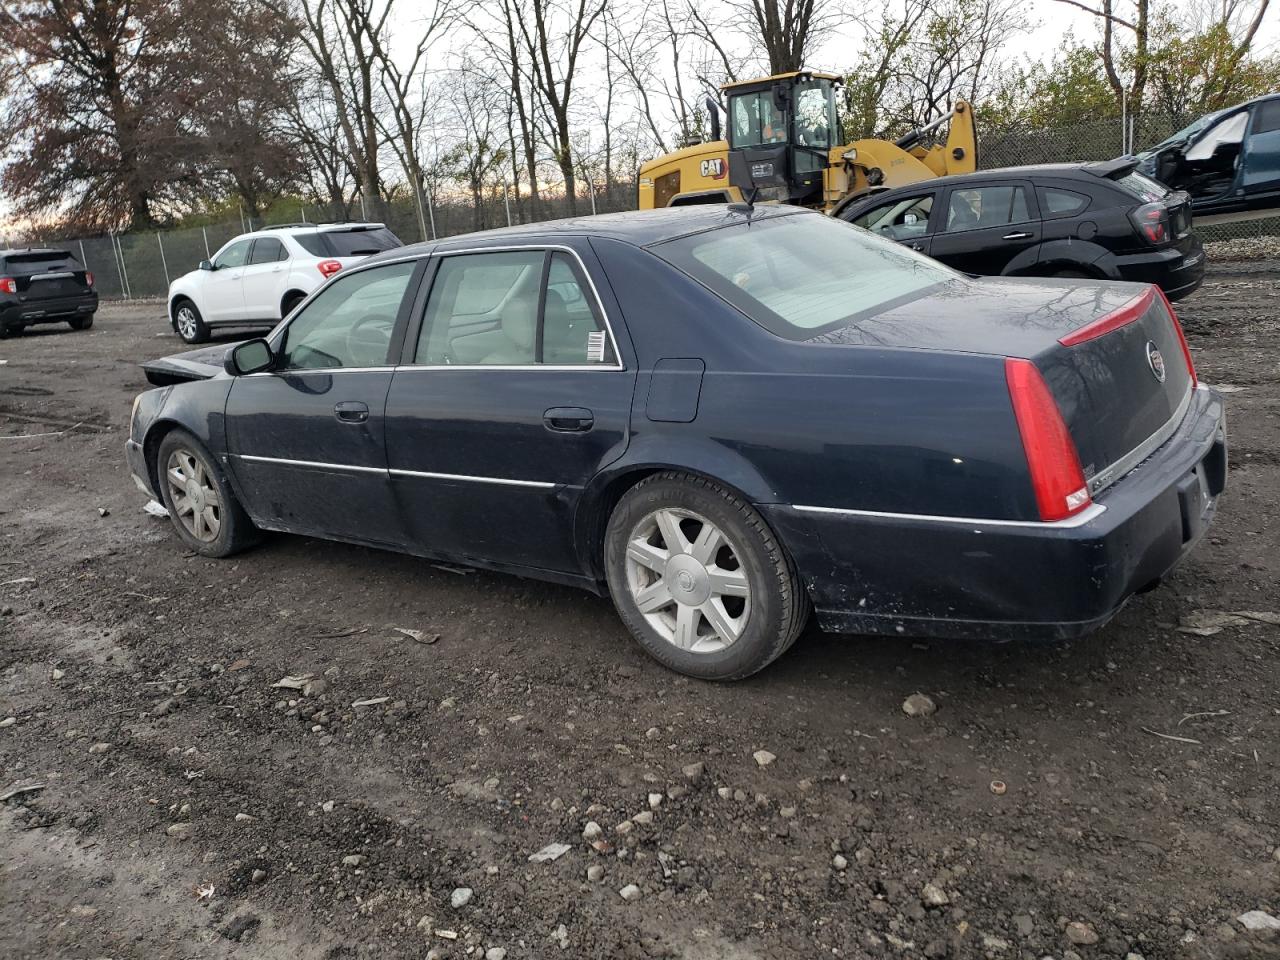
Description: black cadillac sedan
126,206,1226,680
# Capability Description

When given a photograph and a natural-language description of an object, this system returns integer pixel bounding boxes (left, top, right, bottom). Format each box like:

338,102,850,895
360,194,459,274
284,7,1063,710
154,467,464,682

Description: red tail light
1058,288,1154,346
1005,358,1091,522
1129,202,1169,244
0,277,15,294
1153,285,1197,388
317,259,342,278
85,271,95,287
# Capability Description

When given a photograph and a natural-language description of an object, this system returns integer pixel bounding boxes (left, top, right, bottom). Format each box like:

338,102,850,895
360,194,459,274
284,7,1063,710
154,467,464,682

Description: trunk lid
807,276,1195,492
140,344,230,386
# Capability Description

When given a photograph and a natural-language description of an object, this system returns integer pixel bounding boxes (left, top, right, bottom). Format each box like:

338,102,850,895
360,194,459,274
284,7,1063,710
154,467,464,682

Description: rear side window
1253,100,1280,135
944,185,1031,232
654,213,956,340
293,234,327,257
1038,187,1090,217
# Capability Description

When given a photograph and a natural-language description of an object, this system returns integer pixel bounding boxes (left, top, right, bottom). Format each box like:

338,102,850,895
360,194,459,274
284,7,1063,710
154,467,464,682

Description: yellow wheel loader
637,71,977,216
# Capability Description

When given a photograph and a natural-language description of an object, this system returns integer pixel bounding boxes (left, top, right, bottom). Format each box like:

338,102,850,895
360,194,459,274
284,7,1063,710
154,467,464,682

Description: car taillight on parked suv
1130,202,1170,244
317,259,342,278
85,271,94,287
0,277,16,294
1005,357,1092,522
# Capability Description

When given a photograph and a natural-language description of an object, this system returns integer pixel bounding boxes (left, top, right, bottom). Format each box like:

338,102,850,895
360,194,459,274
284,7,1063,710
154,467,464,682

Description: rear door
225,258,424,547
846,191,939,254
930,181,1041,275
384,242,636,574
241,237,289,319
1241,98,1280,200
203,239,252,322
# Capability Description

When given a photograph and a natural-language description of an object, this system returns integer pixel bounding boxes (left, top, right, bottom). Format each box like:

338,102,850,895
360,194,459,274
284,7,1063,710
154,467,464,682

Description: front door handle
906,241,926,251
334,400,369,423
543,407,594,433
1002,231,1033,240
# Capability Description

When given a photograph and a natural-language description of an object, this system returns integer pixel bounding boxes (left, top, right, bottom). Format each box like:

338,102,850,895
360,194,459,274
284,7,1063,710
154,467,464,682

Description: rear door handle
1002,231,1033,240
543,407,594,433
334,400,369,423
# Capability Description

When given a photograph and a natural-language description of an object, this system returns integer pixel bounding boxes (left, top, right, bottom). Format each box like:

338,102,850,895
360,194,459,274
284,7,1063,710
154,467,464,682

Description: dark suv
0,248,99,337
837,159,1205,300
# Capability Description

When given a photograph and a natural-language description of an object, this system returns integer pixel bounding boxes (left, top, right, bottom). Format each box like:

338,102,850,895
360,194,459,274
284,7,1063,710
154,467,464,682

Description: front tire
604,472,809,680
155,429,259,558
68,313,94,331
173,300,209,343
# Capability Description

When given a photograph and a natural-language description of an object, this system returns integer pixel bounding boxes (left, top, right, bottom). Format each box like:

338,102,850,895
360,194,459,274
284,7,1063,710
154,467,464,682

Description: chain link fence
4,115,1276,301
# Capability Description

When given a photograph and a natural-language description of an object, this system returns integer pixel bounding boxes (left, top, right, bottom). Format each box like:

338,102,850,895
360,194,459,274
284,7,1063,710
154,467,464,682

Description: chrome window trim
244,366,396,377
406,243,625,372
389,468,556,490
792,502,1108,529
1085,380,1194,496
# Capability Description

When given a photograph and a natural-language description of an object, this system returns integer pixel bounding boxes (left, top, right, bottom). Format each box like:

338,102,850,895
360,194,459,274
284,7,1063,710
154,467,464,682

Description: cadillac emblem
1146,341,1166,382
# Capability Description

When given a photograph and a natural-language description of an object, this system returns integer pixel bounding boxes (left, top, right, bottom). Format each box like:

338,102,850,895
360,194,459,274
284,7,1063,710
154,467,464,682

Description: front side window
851,194,934,240
279,261,416,370
214,240,252,270
944,185,1031,232
654,213,956,340
415,250,615,366
249,238,286,265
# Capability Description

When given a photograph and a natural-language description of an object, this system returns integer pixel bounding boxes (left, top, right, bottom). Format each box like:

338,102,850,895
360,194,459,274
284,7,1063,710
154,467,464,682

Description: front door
241,236,289,320
931,182,1042,275
203,238,252,322
225,258,423,547
1242,98,1280,201
384,244,636,575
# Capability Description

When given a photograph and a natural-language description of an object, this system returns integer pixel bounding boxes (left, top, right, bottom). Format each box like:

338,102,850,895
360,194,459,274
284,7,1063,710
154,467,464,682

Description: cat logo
699,158,726,180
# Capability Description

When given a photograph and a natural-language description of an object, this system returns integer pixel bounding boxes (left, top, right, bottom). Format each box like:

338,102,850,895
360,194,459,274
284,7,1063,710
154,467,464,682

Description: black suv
0,248,99,337
837,159,1205,300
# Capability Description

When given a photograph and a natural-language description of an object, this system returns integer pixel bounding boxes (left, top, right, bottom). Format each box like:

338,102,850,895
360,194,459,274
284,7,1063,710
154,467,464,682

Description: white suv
166,223,402,343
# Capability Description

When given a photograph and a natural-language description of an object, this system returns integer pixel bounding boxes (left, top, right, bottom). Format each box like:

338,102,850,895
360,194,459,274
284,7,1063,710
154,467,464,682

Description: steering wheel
344,312,394,366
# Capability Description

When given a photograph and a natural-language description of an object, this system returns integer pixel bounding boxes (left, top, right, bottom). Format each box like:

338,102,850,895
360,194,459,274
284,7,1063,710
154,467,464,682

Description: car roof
368,205,810,263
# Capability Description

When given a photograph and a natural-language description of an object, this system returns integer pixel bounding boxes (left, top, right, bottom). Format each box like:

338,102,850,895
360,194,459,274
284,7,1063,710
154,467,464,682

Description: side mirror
199,260,213,271
225,338,274,376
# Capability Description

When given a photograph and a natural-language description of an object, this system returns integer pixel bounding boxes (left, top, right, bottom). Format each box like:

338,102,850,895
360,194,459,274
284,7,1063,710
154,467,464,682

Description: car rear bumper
1097,238,1206,301
763,384,1226,640
0,293,98,326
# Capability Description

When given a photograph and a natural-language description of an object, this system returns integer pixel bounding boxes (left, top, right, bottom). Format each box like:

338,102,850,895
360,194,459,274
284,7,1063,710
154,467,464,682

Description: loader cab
723,71,840,206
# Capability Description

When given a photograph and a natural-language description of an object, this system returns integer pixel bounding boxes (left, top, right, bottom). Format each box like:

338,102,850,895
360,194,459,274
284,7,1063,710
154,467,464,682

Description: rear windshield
294,227,402,258
652,213,955,340
2,251,79,274
1113,171,1168,202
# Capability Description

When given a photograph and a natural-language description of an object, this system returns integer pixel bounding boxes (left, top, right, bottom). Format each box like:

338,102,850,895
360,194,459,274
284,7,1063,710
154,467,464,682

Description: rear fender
1031,238,1114,278
572,436,780,583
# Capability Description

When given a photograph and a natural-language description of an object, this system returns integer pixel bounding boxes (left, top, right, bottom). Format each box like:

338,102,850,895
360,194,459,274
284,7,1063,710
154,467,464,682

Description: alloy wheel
623,507,750,653
164,448,221,542
176,306,197,340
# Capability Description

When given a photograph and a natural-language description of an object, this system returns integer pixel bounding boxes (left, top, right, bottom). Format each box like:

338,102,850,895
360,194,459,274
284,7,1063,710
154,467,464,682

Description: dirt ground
2,259,1279,960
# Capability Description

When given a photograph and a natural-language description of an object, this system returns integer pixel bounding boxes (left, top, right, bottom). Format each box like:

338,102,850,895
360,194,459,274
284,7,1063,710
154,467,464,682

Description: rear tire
68,313,94,331
155,428,260,558
604,472,809,680
173,299,209,344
